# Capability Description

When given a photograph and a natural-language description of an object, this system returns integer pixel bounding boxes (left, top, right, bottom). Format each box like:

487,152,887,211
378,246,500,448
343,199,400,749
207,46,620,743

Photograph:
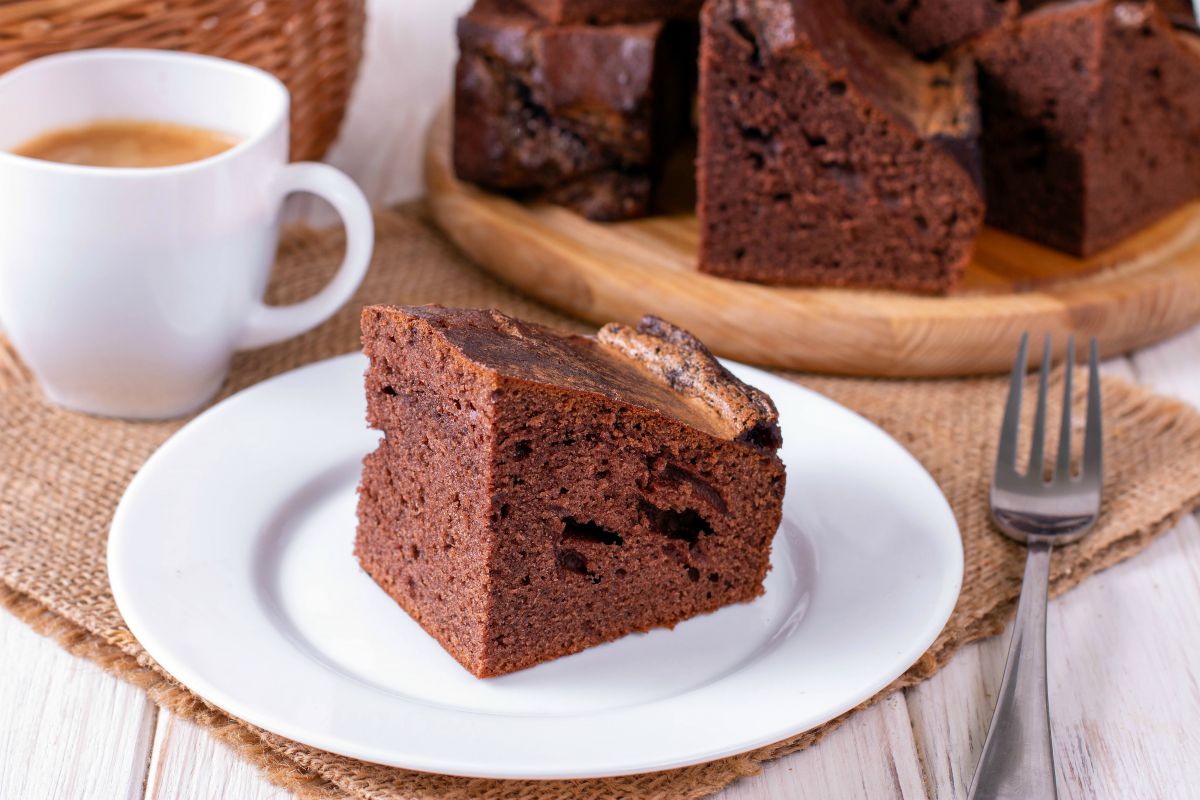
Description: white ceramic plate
109,353,962,779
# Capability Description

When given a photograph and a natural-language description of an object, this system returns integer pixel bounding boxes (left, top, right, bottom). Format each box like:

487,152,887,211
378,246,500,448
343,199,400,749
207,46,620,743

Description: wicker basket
0,0,366,161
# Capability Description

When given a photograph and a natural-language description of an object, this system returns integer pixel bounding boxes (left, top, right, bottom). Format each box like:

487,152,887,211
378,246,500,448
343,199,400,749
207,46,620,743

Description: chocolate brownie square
697,0,984,293
976,0,1200,255
356,306,786,678
453,4,695,220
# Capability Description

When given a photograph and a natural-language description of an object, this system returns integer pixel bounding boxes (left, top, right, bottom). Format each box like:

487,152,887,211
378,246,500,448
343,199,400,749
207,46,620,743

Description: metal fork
967,334,1103,800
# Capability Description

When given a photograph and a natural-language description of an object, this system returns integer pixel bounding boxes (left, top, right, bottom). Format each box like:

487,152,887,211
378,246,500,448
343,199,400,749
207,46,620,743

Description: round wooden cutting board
425,109,1200,377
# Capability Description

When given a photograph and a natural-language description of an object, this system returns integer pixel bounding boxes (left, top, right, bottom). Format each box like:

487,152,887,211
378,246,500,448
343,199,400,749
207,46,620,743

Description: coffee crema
11,119,240,168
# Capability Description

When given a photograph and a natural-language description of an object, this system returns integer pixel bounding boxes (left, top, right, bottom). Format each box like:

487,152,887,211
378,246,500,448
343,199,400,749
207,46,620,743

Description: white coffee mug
0,49,373,419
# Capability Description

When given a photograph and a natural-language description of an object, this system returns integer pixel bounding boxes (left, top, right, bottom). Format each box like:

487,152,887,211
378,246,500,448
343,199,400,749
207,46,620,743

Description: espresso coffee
12,119,239,168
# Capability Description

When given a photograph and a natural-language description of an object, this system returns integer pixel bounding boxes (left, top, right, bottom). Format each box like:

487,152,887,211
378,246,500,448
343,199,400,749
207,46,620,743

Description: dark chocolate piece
453,4,695,221
976,0,1200,255
356,305,786,678
697,0,984,293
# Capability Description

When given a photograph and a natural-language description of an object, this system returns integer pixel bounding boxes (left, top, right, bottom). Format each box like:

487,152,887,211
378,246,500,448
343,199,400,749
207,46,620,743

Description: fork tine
996,333,1029,474
1055,335,1075,481
1081,338,1103,487
1027,335,1052,481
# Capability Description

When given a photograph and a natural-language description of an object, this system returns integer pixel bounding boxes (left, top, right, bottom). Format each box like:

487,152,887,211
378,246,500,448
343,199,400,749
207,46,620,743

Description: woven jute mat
3,203,1200,800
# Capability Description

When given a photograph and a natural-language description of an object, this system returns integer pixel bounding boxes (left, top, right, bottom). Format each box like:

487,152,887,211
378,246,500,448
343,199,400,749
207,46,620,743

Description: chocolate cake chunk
510,0,703,24
847,0,1018,57
453,4,695,221
697,0,984,293
356,306,786,678
975,0,1200,255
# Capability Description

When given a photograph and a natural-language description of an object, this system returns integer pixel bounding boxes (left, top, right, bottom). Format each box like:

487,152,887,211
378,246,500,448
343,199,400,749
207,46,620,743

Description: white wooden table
4,2,1200,797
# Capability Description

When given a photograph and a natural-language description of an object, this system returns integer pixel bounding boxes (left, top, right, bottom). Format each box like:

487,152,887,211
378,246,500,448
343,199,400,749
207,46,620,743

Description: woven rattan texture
3,204,1200,799
0,0,364,160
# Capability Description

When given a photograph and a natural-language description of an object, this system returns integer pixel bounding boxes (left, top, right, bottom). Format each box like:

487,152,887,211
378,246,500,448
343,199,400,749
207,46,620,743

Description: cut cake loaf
697,0,984,293
975,0,1200,255
356,305,787,677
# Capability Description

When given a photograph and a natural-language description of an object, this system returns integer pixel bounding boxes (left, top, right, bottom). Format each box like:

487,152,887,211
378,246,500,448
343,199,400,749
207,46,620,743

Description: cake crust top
458,6,665,115
596,316,781,448
366,305,781,450
723,0,978,143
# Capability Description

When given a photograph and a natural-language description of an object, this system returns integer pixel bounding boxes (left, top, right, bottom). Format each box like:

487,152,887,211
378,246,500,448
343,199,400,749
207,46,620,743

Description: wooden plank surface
143,712,292,800
4,0,1200,798
0,611,157,800
716,697,929,800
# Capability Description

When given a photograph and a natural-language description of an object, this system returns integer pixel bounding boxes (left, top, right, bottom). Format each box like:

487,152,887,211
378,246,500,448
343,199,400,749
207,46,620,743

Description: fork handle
967,539,1058,800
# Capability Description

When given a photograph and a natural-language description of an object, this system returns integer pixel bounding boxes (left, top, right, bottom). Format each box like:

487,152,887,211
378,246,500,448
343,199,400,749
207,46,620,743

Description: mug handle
237,162,374,350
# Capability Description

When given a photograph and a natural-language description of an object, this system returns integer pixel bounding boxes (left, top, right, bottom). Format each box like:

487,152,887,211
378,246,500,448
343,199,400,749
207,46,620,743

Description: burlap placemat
3,203,1200,800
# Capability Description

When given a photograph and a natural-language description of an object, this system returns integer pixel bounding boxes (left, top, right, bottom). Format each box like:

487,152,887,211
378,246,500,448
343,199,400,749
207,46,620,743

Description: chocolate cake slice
975,0,1200,255
847,0,1018,57
510,0,703,24
356,306,786,678
697,0,984,293
453,3,695,221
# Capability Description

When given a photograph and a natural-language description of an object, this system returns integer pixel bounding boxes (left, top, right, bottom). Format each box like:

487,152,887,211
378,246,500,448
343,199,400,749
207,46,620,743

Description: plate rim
109,352,963,779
